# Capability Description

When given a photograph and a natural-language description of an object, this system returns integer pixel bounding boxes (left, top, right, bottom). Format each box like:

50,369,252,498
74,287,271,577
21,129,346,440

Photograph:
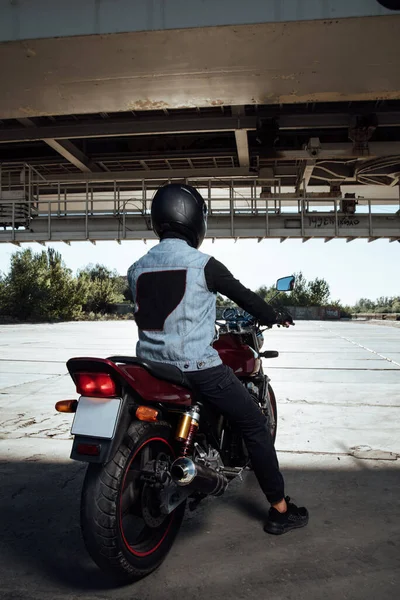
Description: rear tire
80,421,186,582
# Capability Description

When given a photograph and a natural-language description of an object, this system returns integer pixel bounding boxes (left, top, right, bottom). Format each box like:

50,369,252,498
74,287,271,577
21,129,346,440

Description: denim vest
127,239,222,372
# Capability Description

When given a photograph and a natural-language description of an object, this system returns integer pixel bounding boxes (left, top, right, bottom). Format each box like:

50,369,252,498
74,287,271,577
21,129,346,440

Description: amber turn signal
55,399,78,413
136,406,159,422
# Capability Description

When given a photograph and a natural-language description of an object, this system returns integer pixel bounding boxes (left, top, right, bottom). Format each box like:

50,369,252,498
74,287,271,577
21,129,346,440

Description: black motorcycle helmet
151,183,208,248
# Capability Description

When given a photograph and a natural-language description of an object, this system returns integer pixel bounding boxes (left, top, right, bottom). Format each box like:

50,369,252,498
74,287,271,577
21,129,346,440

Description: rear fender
67,357,138,398
67,357,137,464
67,356,192,405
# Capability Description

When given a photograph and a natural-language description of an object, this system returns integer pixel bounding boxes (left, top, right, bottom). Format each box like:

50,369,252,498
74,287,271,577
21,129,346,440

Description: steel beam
0,116,257,144
232,107,250,168
296,159,315,193
43,167,254,183
17,118,101,173
234,130,250,168
36,147,400,182
303,162,315,187
1,111,398,145
278,142,400,160
43,139,102,173
278,112,400,130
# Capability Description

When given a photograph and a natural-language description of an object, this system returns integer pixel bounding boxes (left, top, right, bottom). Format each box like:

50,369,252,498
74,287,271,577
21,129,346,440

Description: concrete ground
0,321,399,600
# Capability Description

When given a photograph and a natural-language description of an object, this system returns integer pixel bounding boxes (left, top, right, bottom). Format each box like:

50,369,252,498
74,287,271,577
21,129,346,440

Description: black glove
275,310,294,328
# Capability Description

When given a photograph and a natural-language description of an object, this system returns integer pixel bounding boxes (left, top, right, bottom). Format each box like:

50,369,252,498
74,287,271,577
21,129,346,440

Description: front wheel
80,421,186,582
263,383,278,443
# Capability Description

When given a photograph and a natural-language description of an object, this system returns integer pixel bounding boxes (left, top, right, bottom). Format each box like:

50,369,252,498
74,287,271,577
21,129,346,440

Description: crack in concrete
0,373,65,393
17,419,37,429
0,415,71,439
11,485,26,499
59,471,82,489
25,454,44,462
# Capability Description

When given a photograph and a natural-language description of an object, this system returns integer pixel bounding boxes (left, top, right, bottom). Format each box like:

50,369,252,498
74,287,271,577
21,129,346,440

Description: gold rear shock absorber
175,405,201,456
175,412,193,442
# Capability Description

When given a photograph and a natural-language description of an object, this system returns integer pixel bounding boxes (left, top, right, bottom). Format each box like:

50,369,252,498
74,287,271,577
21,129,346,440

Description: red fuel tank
213,333,260,376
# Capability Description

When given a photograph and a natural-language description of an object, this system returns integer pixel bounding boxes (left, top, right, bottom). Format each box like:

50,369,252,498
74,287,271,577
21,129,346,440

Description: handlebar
216,307,294,330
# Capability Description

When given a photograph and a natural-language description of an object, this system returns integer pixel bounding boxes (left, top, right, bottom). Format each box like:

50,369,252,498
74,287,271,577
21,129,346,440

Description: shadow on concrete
0,458,218,594
0,457,399,600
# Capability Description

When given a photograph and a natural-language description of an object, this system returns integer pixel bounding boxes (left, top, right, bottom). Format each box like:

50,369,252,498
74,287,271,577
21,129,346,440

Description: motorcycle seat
107,356,193,390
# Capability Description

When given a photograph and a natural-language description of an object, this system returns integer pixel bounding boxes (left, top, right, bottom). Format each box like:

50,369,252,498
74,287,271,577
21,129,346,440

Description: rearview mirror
276,276,295,292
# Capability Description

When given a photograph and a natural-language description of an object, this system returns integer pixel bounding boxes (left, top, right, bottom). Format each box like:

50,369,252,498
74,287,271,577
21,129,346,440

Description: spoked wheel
80,421,186,582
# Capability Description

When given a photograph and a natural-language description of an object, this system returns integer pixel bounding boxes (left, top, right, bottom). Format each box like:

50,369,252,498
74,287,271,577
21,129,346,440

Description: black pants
186,363,285,504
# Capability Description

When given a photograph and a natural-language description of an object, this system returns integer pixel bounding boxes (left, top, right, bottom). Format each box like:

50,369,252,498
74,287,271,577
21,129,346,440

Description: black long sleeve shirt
204,257,277,326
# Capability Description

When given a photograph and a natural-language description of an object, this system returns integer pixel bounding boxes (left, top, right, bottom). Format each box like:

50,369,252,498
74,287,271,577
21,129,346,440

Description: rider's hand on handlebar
275,310,295,328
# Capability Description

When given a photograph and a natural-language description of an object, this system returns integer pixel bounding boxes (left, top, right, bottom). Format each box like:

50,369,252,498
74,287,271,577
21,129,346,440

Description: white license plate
71,396,122,439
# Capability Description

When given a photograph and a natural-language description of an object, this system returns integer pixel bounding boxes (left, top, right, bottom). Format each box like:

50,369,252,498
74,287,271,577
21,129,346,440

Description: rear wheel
80,421,186,582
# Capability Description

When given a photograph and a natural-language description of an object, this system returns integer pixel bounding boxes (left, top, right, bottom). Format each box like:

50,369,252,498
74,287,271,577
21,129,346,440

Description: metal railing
1,164,400,243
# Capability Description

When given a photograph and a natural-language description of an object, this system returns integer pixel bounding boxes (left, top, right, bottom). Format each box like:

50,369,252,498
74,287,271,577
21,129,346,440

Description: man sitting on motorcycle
128,183,309,535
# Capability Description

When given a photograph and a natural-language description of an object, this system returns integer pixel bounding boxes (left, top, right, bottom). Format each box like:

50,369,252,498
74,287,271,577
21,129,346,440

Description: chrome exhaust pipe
171,457,227,496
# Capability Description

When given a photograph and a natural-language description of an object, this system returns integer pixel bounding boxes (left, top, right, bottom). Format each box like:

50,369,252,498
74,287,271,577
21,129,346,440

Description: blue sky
1,238,398,305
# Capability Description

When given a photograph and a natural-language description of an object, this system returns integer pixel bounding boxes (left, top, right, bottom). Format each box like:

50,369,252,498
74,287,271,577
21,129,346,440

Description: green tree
42,249,88,319
114,275,133,302
255,285,291,307
392,300,400,313
0,271,6,315
218,272,332,312
78,264,124,313
353,298,376,313
1,248,85,320
307,277,331,306
289,272,311,306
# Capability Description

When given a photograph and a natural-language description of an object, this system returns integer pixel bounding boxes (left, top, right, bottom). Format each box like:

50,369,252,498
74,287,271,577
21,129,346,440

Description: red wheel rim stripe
119,436,175,557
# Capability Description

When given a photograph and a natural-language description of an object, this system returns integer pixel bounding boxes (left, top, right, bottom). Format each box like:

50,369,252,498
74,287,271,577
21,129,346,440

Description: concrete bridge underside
0,15,399,119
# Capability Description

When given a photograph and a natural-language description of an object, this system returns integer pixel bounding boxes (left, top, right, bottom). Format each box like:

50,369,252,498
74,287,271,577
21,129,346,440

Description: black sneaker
264,496,309,535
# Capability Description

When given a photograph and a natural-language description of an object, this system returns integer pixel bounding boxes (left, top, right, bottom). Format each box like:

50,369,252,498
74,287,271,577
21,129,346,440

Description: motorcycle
56,275,295,582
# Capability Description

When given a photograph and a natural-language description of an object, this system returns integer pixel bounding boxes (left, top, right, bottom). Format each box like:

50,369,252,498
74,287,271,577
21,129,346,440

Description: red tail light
74,372,117,397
